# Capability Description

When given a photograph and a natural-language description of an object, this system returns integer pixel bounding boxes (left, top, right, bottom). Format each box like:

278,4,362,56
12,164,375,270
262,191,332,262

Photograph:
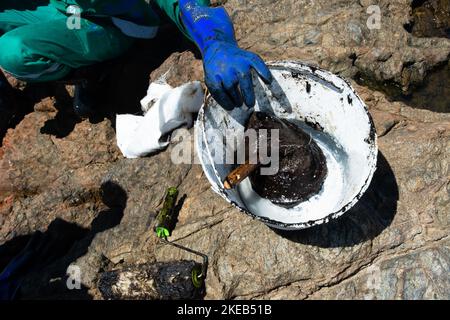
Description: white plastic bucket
195,61,378,230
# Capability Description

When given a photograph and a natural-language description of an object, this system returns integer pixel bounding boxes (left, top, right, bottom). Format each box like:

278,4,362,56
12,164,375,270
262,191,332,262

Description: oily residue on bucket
246,112,328,207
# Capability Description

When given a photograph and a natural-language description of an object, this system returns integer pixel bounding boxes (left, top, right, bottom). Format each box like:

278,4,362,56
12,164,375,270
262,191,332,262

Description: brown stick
223,163,261,190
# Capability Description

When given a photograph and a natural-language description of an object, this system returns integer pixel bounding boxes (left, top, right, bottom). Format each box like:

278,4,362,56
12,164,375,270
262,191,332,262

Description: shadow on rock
273,152,398,248
0,181,127,300
39,85,82,138
0,83,42,147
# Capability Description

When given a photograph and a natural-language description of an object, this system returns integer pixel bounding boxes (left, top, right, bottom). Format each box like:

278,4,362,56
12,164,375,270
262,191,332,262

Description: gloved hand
179,0,272,110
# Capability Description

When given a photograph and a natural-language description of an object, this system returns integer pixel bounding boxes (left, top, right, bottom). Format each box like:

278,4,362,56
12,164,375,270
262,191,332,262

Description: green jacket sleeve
153,0,211,40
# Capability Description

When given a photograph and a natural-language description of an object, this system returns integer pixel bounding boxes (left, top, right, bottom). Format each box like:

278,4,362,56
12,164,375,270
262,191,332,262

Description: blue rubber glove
179,0,273,110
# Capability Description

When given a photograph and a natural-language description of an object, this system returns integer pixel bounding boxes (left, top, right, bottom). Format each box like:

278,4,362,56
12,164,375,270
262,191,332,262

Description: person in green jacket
0,0,272,122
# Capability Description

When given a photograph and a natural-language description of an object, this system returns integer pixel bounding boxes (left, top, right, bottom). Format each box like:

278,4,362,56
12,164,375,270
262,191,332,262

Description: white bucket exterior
195,61,378,230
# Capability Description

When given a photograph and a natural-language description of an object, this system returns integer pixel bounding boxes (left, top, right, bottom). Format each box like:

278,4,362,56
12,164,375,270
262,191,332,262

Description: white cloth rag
116,80,204,158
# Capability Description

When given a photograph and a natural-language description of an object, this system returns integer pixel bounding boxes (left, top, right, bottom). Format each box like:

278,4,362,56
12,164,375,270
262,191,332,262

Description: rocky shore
0,0,449,299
